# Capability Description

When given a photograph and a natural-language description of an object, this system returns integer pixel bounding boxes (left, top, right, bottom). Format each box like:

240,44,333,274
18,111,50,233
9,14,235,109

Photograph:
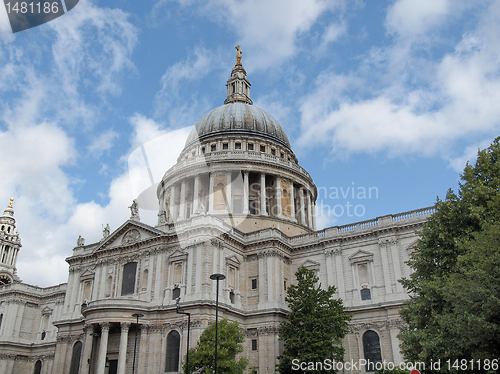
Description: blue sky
1,0,499,286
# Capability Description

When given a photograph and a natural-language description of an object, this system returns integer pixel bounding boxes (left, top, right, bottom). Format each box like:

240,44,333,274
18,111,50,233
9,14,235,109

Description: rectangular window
121,262,137,295
260,145,266,152
251,278,258,289
223,143,228,150
201,147,205,154
248,143,254,151
252,339,258,351
280,152,284,158
361,288,371,300
235,142,242,149
249,200,257,215
211,144,216,152
271,149,276,155
284,280,287,290
230,291,235,304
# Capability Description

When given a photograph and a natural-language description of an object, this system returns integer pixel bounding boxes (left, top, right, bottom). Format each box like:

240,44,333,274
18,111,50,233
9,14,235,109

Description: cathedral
0,50,434,374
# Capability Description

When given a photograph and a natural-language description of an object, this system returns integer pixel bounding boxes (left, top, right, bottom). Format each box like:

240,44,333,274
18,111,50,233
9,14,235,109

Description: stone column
311,199,316,230
96,322,110,374
260,173,267,215
179,180,186,220
307,191,312,228
299,188,306,225
193,175,200,212
379,240,393,294
226,172,232,213
117,322,130,374
208,173,214,213
276,177,282,218
81,324,96,374
169,187,175,223
290,184,296,221
243,171,249,214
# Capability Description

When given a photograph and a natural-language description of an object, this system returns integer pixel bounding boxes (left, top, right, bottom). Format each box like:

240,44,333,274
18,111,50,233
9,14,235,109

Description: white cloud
298,2,500,165
386,0,451,37
0,1,139,287
209,0,343,69
87,129,119,158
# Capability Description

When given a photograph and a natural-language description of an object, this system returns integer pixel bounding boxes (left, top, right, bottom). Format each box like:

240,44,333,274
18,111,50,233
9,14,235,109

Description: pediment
41,306,53,316
406,239,419,253
168,249,188,262
80,269,95,279
349,250,374,264
299,259,321,270
225,255,241,267
95,220,163,252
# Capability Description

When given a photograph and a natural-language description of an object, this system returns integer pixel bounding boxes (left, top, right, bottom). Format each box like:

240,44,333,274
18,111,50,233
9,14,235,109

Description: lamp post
131,313,144,374
88,332,99,374
210,273,225,374
176,297,191,374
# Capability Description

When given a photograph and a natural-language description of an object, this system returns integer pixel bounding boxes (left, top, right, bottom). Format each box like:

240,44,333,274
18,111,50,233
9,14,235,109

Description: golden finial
235,45,242,66
8,198,13,208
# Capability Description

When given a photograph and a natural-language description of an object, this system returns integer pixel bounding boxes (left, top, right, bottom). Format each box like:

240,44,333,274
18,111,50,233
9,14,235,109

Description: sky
0,0,499,287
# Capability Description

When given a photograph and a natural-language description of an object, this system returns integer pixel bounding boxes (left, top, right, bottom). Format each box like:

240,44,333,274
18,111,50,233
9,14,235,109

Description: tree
399,137,500,372
278,266,351,374
183,318,248,374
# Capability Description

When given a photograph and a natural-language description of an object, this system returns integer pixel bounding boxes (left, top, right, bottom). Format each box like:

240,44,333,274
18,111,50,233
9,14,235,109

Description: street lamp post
210,273,225,374
176,297,191,374
131,313,144,374
88,332,99,374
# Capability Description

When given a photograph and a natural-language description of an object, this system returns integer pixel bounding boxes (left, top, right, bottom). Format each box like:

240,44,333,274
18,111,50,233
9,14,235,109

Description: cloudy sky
1,0,498,287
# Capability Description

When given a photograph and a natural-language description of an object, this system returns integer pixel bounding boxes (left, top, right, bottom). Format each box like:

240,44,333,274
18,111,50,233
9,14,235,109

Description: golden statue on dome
8,197,13,208
235,45,242,66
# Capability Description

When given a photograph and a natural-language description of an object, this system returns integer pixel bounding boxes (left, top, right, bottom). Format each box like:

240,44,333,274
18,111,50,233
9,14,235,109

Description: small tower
224,45,253,105
0,198,21,285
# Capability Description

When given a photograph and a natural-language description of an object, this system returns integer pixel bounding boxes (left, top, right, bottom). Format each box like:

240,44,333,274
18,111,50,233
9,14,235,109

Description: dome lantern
224,46,253,105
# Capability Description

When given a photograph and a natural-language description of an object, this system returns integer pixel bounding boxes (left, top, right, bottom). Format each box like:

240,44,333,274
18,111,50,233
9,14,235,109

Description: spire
224,46,253,105
0,198,21,285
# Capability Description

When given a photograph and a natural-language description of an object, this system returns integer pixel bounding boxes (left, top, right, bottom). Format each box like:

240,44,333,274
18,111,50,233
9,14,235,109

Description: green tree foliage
399,137,500,372
183,318,248,374
278,266,351,374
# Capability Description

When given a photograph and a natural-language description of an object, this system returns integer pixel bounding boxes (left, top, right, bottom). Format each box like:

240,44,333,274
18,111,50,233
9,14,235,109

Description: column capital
120,322,131,331
100,322,110,331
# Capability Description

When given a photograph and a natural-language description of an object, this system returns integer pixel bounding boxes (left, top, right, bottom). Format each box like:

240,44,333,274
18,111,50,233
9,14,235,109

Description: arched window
69,341,83,374
362,330,382,372
165,330,181,372
142,269,149,289
121,262,137,295
33,360,42,374
172,287,181,300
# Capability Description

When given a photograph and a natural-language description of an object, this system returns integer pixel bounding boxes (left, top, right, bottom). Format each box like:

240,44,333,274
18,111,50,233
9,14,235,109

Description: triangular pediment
349,250,374,264
168,249,188,262
299,259,320,270
95,220,163,252
80,269,95,279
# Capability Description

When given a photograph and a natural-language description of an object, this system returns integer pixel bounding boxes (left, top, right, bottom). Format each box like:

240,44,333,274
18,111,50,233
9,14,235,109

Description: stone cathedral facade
0,51,435,374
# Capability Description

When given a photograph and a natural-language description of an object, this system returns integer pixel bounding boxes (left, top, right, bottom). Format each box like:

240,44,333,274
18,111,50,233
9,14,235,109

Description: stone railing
163,150,312,180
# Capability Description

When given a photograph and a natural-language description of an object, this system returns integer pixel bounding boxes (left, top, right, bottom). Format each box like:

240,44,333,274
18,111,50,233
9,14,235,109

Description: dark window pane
363,330,382,372
235,143,241,149
361,288,371,300
252,339,258,351
230,291,235,304
249,200,257,215
121,262,137,295
248,144,254,151
172,287,181,300
251,279,257,289
165,331,181,372
33,360,42,374
69,341,82,374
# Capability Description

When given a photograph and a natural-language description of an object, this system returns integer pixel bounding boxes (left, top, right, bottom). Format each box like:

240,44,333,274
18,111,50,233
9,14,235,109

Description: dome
185,102,291,150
